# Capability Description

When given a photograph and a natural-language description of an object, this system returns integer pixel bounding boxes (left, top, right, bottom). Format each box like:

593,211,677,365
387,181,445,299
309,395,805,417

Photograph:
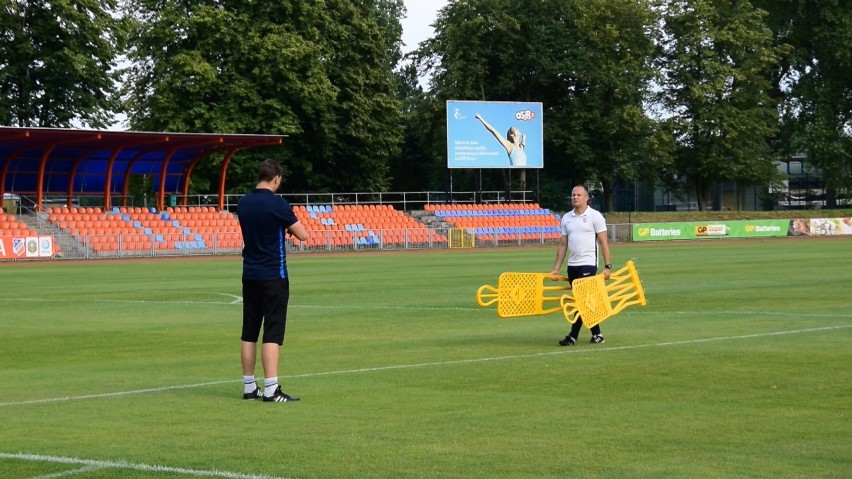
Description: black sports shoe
262,385,300,403
243,387,263,400
589,334,605,344
558,336,576,346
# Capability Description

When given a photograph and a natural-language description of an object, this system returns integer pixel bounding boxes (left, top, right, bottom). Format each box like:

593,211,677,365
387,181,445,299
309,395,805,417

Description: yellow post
448,228,476,248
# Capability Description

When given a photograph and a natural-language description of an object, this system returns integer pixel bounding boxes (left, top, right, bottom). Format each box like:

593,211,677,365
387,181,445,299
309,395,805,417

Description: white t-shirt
560,206,607,266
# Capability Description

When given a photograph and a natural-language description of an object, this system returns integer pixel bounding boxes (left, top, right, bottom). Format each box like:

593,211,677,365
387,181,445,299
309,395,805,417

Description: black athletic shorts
241,278,290,345
566,265,597,285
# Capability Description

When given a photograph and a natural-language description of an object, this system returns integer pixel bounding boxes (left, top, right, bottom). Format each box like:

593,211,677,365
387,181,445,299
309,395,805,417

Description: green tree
388,1,451,193
0,0,127,128
757,0,851,207
121,0,335,193
310,0,404,192
122,0,402,194
657,0,784,210
411,0,658,210
411,0,521,198
373,0,406,69
529,0,658,211
391,62,447,192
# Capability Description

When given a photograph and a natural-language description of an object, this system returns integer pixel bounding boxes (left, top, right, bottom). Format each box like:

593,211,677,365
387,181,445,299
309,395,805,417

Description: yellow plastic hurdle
476,260,646,327
560,260,647,328
476,273,571,318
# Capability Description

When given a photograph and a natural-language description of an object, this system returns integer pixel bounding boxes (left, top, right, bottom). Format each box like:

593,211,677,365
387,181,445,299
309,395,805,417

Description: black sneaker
243,387,263,400
589,334,605,344
558,336,576,346
262,385,300,403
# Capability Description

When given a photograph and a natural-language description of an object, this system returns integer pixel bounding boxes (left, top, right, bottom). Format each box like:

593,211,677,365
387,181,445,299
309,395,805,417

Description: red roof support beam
156,147,178,211
218,148,238,211
181,151,214,207
103,136,169,211
1,145,29,206
185,146,238,211
0,127,286,212
35,145,57,211
36,133,100,210
67,149,89,209
0,130,30,203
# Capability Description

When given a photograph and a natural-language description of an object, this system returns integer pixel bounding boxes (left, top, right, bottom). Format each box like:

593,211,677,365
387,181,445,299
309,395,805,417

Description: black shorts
241,278,290,345
566,265,597,285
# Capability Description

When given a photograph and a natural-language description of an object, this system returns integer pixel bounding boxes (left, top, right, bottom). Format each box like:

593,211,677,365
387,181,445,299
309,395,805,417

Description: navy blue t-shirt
237,188,298,280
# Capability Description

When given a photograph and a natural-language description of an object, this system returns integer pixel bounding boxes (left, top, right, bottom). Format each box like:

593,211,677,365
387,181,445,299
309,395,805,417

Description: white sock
264,377,279,397
243,375,256,394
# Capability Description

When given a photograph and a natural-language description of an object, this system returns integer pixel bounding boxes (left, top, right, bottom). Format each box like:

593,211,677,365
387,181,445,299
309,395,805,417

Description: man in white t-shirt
550,185,612,346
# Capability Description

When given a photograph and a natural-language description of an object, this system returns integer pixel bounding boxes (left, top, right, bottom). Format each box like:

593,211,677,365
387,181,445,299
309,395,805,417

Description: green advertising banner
633,219,794,241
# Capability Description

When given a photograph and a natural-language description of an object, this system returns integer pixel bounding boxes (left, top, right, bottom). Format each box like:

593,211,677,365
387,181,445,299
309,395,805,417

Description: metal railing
165,190,535,213
3,225,643,261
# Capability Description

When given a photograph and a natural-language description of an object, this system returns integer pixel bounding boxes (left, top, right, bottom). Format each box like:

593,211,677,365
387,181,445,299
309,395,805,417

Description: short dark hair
258,159,282,182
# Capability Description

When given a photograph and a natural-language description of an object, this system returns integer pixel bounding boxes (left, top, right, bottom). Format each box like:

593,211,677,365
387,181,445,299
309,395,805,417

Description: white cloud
401,0,446,53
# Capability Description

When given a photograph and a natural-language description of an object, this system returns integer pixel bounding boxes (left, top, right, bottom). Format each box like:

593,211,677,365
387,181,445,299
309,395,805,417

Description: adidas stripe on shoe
243,387,263,400
262,385,300,403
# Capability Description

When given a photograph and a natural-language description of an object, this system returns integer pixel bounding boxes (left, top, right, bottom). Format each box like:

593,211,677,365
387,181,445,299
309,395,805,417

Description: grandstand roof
0,126,285,211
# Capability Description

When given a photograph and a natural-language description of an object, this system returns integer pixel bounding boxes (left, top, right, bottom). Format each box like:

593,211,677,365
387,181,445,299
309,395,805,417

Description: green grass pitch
1,238,850,478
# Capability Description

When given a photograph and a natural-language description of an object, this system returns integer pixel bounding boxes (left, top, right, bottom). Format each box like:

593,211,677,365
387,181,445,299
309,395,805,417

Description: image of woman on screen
475,113,527,167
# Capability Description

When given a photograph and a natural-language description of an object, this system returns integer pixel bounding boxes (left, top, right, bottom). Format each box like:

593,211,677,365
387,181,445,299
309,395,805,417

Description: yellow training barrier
476,261,646,327
476,272,570,318
560,260,647,328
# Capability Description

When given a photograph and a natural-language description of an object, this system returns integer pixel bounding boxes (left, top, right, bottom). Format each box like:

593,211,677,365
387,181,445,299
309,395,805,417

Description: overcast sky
401,1,446,53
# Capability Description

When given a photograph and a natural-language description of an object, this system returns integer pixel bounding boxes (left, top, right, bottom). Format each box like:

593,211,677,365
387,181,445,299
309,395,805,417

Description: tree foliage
656,0,784,210
408,0,522,197
536,0,658,211
0,0,127,128
4,0,849,211
311,0,404,192
121,0,402,194
757,0,851,206
411,0,658,209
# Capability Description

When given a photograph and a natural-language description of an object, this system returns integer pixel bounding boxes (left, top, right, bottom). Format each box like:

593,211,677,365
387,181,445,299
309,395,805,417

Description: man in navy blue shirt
238,159,308,403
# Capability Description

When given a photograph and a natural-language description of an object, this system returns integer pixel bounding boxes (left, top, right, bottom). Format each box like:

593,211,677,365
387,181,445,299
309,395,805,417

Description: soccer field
1,239,850,478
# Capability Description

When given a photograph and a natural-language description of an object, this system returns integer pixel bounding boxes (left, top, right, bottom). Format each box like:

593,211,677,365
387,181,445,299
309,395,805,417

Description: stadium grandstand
425,203,561,243
1,127,563,261
2,199,562,260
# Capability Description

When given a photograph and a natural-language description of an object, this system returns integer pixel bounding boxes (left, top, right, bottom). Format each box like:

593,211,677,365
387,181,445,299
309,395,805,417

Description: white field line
2,295,243,306
2,296,472,310
0,452,293,479
27,464,104,479
0,380,235,407
2,325,850,479
1,324,849,409
4,295,852,316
